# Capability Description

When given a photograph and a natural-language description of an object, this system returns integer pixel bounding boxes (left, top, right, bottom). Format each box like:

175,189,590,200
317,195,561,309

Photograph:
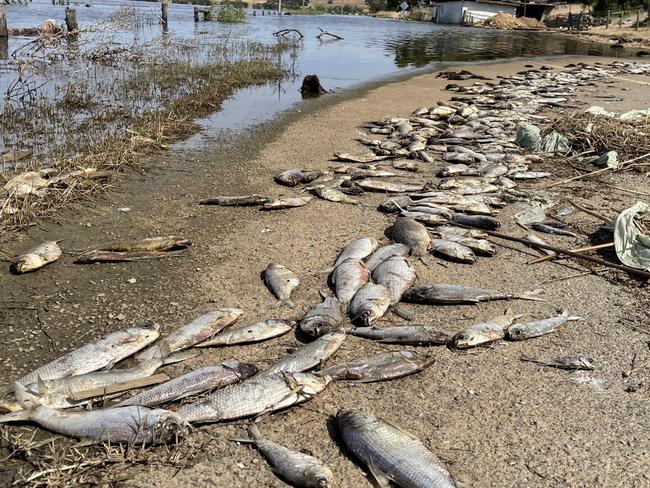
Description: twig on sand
529,242,614,264
542,267,608,284
604,184,650,198
69,373,169,401
568,199,614,224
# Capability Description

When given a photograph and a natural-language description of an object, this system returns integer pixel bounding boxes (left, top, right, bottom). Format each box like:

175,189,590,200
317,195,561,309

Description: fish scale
337,411,456,488
372,256,416,305
266,332,346,374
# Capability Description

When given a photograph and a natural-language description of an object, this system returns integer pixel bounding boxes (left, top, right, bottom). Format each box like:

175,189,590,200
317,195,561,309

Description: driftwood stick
273,28,304,38
69,373,169,401
529,242,615,264
568,199,614,224
453,224,650,280
316,27,343,40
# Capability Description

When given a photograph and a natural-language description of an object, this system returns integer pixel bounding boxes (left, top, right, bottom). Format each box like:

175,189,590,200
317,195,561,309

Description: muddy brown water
1,56,650,486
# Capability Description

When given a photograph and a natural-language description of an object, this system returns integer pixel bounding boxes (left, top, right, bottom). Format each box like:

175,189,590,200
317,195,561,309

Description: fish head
125,323,161,343
449,331,477,349
10,254,45,274
305,465,334,488
147,409,191,443
223,360,259,379
336,409,376,430
507,324,526,340
13,382,41,410
300,318,332,338
292,372,331,395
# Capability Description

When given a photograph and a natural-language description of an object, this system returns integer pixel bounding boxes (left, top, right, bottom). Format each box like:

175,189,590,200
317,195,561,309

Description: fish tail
560,309,583,321
278,300,295,309
0,410,31,423
246,424,262,440
518,289,546,301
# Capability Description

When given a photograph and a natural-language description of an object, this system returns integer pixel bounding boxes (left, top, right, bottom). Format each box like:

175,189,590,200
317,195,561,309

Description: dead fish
379,196,414,213
267,331,346,374
406,205,453,220
392,160,419,172
450,312,521,349
438,163,479,177
244,424,335,488
432,225,488,239
137,308,243,360
199,195,270,206
356,179,425,193
331,259,370,306
275,169,323,187
87,236,191,253
336,410,457,488
451,213,501,230
314,187,359,205
386,217,431,258
116,360,258,407
521,355,595,371
177,372,331,423
507,310,582,341
442,235,497,256
443,182,500,195
15,325,160,387
429,239,476,264
264,263,301,308
349,283,392,326
403,284,544,304
196,320,294,347
372,256,416,305
300,295,346,337
442,152,474,164
335,153,395,163
349,325,449,346
401,211,449,227
510,171,552,180
365,243,411,272
1,383,189,444
522,233,555,255
349,168,397,179
75,249,187,263
334,237,378,267
320,351,434,383
531,223,580,238
262,196,314,210
11,241,62,274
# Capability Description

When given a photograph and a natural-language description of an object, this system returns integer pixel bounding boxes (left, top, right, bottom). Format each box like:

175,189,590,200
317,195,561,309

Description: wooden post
278,0,281,14
606,9,610,29
619,10,623,28
161,3,168,28
194,7,199,22
0,36,7,60
65,7,78,32
0,5,7,39
636,9,639,30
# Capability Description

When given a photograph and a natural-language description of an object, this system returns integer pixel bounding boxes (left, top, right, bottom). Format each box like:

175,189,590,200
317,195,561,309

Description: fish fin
0,401,23,413
36,375,48,396
247,424,262,440
0,410,32,423
382,418,421,441
162,350,198,365
13,382,41,411
518,289,546,301
366,463,392,488
560,309,583,321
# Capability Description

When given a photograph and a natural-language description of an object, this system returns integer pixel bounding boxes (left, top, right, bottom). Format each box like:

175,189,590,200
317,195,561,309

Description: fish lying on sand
337,410,457,488
442,235,497,256
14,324,160,388
334,237,378,267
75,250,187,263
262,196,314,210
372,256,416,305
386,217,431,259
531,222,580,238
137,308,243,360
242,424,335,488
507,310,582,341
177,372,331,423
264,263,301,308
331,259,370,306
403,284,544,304
0,383,189,444
116,360,258,407
356,179,425,193
274,169,323,187
267,332,346,374
334,153,396,163
349,283,392,326
300,295,346,337
199,195,270,206
314,187,359,205
365,243,410,272
11,241,62,274
449,311,521,349
521,355,594,370
75,236,191,263
429,239,476,264
349,325,450,346
450,213,501,230
320,351,434,383
196,320,294,347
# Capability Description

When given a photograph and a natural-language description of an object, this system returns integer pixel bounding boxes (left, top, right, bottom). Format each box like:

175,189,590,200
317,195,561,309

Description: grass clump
215,5,247,23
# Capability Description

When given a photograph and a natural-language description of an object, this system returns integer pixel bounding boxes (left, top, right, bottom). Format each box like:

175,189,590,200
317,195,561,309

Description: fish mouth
448,332,470,350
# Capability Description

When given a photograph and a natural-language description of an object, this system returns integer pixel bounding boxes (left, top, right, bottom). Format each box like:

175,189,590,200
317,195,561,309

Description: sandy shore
1,56,649,486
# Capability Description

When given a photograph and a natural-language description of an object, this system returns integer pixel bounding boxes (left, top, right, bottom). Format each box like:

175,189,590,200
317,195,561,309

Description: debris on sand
481,13,546,30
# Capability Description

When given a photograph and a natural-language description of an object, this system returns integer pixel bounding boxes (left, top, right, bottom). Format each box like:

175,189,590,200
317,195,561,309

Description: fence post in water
619,10,623,28
65,7,78,32
606,9,610,29
161,2,168,28
194,7,199,22
0,5,7,39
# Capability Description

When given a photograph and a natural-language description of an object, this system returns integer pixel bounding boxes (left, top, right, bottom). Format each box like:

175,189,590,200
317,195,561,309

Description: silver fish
531,223,580,238
137,308,243,360
379,196,414,213
199,195,270,206
510,171,552,180
300,295,346,337
521,355,595,370
177,372,331,423
406,205,453,220
403,284,543,304
450,312,520,349
365,244,411,272
196,320,294,347
400,211,449,227
349,283,392,326
372,256,416,305
84,236,191,253
263,196,314,210
431,226,488,239
337,410,457,488
16,325,160,387
116,360,258,407
429,239,476,264
275,169,323,187
331,259,370,306
522,233,555,256
264,263,301,308
314,187,359,205
320,351,434,383
267,332,346,374
11,241,62,274
334,237,379,267
506,310,582,341
245,424,335,488
356,179,425,193
335,153,395,163
349,325,450,346
386,217,431,258
441,235,497,256
2,383,189,444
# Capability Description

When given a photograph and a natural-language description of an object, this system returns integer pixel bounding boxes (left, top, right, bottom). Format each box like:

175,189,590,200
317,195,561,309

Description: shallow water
1,0,626,150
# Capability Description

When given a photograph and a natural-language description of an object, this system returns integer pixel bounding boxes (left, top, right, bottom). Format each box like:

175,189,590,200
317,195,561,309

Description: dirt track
1,56,650,487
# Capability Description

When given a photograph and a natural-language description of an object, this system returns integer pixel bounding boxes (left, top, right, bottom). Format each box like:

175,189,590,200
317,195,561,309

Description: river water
1,0,625,144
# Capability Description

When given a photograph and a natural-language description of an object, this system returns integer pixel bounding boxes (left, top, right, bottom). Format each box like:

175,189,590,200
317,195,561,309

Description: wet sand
1,56,649,486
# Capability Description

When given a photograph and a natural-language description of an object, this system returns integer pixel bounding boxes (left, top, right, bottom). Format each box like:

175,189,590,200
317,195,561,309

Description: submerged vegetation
215,5,247,23
0,8,291,235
